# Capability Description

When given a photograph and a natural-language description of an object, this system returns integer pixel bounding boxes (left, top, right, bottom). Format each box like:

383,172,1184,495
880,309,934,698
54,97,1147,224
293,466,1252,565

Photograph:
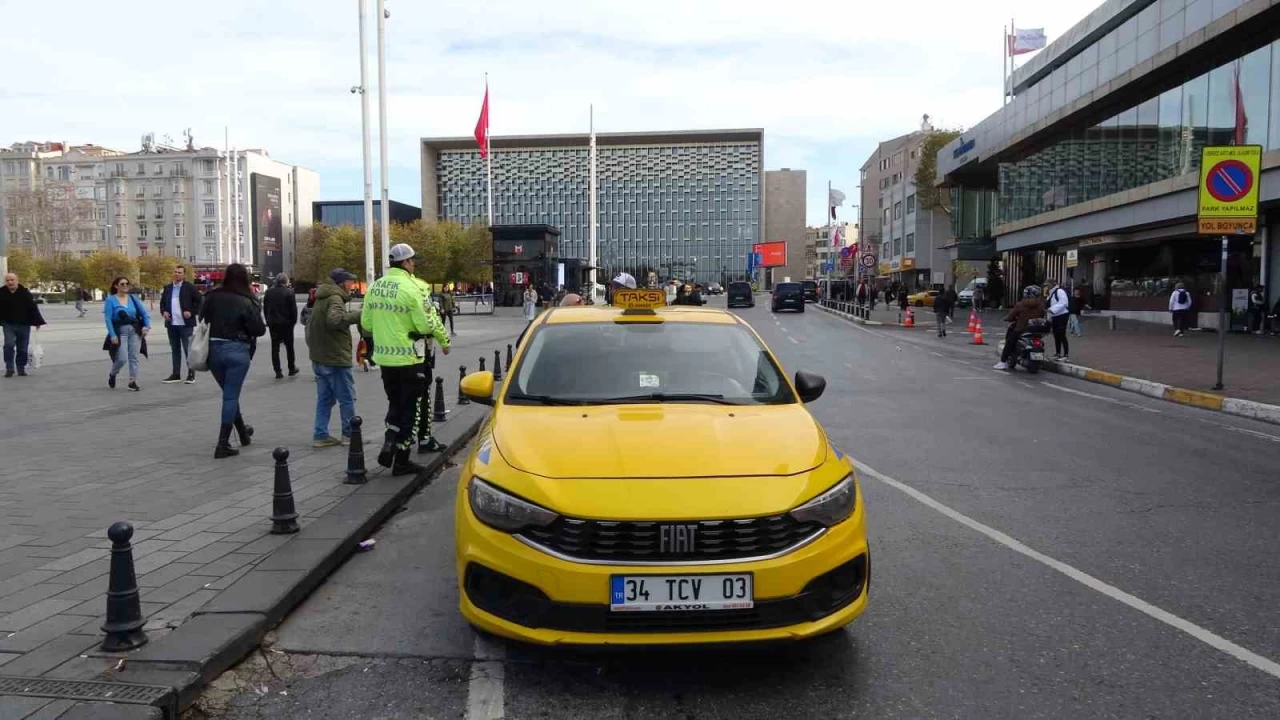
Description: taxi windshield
506,322,796,406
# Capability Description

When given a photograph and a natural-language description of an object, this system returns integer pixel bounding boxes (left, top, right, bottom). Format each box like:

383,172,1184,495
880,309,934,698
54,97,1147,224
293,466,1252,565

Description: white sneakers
993,362,1009,370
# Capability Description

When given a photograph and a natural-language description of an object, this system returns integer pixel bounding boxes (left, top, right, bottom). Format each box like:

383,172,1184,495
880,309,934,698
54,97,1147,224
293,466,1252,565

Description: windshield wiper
590,393,740,406
505,393,586,406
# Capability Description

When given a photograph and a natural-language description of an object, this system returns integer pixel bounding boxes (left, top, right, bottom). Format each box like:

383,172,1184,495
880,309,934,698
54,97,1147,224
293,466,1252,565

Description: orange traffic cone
966,310,978,333
903,307,915,328
970,317,986,345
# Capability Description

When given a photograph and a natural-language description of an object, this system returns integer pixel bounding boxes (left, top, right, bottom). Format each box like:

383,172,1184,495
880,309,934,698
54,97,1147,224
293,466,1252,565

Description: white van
958,278,987,307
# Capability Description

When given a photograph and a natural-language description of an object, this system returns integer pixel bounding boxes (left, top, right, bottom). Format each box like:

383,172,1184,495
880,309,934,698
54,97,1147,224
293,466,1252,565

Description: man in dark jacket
933,288,954,337
263,275,299,379
160,265,202,384
1,272,46,378
306,269,362,447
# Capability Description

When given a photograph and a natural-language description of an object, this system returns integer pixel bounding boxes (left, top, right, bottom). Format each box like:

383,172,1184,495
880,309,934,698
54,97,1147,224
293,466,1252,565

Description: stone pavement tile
67,603,167,637
138,562,203,589
61,597,109,618
0,696,57,717
0,613,86,653
183,498,240,516
21,698,77,720
50,577,108,604
198,569,307,619
24,538,103,560
197,506,254,525
175,541,240,566
142,514,203,532
0,534,39,551
44,561,110,588
145,575,213,605
0,599,82,633
203,565,256,591
131,551,189,577
152,523,217,543
189,553,262,579
129,539,177,561
20,528,95,548
0,557,52,580
0,571,62,601
0,584,76,614
144,589,219,630
58,702,164,720
0,634,99,676
163,532,224,555
0,652,21,666
236,533,295,556
37,548,109,573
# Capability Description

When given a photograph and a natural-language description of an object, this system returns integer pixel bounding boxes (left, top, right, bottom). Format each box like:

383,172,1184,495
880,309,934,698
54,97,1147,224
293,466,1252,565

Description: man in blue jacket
160,265,202,384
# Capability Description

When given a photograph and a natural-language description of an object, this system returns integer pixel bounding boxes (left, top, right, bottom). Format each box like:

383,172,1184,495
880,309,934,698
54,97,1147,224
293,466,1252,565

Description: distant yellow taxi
454,289,869,645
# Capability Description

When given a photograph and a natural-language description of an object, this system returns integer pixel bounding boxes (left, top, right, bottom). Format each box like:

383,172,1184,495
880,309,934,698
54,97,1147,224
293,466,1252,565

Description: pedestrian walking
199,263,266,458
1169,282,1193,337
898,289,909,313
856,282,867,308
103,276,151,391
1046,282,1070,360
1067,288,1086,337
360,244,450,476
1,272,46,378
1248,286,1266,334
973,285,985,312
75,287,88,317
306,268,362,448
933,288,954,337
160,265,202,384
522,285,538,321
264,274,299,379
440,287,456,336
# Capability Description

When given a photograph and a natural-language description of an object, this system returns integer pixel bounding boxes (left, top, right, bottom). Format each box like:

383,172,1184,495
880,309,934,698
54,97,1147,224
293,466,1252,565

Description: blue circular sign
1206,159,1253,203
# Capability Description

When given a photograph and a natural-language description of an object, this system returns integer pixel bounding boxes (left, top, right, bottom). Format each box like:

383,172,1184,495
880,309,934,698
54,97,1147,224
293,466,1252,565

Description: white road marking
931,352,945,357
1195,417,1280,443
844,363,855,370
1018,380,1035,389
780,326,789,333
466,635,506,720
788,336,800,344
1040,381,1161,413
953,360,973,366
852,459,1280,681
952,376,998,381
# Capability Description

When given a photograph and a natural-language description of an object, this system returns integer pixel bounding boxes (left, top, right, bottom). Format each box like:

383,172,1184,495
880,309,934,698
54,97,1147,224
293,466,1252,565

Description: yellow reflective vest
359,267,448,367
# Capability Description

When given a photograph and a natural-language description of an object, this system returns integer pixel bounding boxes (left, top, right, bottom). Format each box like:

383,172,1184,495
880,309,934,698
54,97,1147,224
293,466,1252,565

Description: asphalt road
197,296,1280,719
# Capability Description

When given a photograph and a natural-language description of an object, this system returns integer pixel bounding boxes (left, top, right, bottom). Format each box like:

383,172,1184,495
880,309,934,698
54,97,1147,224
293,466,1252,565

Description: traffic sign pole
1214,235,1227,390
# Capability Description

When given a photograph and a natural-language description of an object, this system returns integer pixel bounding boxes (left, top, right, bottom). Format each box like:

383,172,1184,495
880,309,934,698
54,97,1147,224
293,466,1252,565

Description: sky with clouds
2,0,1098,226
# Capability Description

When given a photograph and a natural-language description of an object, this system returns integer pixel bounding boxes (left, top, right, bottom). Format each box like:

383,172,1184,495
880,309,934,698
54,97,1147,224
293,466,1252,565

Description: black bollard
270,448,300,534
457,365,470,405
479,357,486,373
433,376,449,423
493,349,503,381
101,521,148,651
345,416,367,485
506,343,513,370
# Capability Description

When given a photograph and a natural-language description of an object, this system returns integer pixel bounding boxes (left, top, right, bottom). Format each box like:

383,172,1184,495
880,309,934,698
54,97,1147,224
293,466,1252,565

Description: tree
86,250,138,292
6,249,39,284
914,128,964,211
137,255,179,292
4,186,96,258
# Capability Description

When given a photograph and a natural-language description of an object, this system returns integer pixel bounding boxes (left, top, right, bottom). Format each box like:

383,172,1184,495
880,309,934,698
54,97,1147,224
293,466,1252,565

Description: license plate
1030,352,1045,360
610,574,753,612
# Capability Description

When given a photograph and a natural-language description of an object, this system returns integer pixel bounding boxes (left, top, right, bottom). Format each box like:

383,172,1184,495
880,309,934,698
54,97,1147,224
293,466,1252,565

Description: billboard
752,241,787,268
251,173,283,278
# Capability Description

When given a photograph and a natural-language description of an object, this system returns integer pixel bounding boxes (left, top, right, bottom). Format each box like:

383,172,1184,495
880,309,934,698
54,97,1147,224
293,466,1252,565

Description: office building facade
763,168,807,282
314,199,421,229
939,0,1280,322
421,129,763,286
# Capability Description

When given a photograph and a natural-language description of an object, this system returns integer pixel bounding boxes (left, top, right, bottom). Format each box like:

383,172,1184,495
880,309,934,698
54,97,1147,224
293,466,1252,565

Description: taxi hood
491,404,826,479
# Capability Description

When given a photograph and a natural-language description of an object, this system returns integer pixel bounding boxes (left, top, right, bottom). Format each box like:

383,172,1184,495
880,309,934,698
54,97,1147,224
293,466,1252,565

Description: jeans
209,340,252,425
314,363,356,441
3,322,31,372
269,323,296,373
380,364,424,450
1067,314,1081,336
168,324,194,375
110,324,141,379
1050,314,1069,356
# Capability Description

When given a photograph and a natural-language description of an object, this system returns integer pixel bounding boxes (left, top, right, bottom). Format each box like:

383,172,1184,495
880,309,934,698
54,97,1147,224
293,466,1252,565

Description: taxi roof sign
612,288,666,311
1198,145,1261,234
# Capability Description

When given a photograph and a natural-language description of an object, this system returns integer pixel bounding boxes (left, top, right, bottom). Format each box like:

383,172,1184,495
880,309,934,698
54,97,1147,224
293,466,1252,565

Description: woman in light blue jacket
104,276,151,391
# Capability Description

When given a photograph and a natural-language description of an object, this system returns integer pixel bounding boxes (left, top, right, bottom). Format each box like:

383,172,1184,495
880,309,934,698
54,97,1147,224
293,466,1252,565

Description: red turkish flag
474,84,490,159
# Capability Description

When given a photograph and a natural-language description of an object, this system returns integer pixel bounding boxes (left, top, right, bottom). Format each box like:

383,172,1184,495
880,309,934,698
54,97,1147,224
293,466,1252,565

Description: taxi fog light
789,475,856,528
468,478,559,532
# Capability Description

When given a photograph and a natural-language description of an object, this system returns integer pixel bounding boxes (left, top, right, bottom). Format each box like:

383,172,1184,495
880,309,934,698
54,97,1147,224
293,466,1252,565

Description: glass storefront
999,41,1279,224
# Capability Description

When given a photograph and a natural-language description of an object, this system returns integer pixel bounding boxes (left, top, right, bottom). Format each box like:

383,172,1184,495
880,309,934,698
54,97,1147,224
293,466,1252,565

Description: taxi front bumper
456,502,869,645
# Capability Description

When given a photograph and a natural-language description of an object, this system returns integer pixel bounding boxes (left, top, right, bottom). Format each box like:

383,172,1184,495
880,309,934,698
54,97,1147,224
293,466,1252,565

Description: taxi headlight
468,477,559,533
789,475,856,528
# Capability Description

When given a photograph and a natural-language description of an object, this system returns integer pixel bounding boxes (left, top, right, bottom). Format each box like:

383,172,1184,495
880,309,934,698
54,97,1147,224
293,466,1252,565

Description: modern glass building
938,0,1280,323
420,130,763,286
312,199,421,228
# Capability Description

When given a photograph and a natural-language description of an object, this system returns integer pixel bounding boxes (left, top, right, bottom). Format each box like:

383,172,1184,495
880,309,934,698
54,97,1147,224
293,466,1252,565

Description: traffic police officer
359,244,450,475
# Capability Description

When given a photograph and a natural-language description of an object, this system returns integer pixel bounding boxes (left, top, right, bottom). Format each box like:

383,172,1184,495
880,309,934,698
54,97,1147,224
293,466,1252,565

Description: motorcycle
1006,318,1051,374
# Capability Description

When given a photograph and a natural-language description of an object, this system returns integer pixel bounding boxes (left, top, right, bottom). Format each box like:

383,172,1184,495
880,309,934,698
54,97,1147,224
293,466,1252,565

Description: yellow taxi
906,289,940,307
454,289,869,645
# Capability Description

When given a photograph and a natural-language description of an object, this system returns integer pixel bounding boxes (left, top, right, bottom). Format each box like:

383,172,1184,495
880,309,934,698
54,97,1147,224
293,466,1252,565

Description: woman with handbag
199,264,267,458
104,277,151,391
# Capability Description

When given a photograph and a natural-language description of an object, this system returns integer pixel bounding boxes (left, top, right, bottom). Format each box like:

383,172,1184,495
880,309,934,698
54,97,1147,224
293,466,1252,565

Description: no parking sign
1197,145,1261,235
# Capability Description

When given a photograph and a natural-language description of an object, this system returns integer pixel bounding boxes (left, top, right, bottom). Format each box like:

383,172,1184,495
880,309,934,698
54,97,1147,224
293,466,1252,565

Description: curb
1043,360,1280,425
95,410,489,717
816,303,884,326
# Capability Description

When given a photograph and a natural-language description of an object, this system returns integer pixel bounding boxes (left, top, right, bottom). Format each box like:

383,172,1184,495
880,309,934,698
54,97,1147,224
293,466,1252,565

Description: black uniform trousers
380,364,425,451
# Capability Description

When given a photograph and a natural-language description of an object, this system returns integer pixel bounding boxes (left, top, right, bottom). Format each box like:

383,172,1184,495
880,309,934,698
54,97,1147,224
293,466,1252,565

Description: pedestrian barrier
904,308,915,328
478,357,486,373
433,376,449,423
269,448,300,535
101,521,148,652
971,318,986,345
506,344,514,370
492,350,503,381
457,365,471,405
345,417,367,485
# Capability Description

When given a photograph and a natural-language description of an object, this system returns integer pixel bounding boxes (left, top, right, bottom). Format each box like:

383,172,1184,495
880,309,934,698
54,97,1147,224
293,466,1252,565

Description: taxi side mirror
794,371,826,403
461,371,496,406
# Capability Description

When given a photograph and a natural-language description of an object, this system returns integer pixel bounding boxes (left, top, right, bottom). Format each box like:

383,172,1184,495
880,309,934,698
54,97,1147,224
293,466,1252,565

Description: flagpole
358,0,375,285
485,74,493,228
376,0,391,276
589,104,598,300
1003,24,1008,106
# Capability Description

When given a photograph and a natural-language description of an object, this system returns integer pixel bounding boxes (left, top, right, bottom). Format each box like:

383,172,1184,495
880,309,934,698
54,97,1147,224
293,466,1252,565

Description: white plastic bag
189,321,212,372
30,343,43,369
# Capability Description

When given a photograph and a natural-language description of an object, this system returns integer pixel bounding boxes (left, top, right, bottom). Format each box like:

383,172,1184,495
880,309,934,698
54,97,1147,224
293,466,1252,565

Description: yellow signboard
611,288,666,310
1197,145,1261,234
900,258,916,271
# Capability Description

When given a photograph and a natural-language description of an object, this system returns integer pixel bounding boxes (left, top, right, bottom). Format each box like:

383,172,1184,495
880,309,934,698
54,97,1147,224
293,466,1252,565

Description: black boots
392,447,425,477
233,413,254,446
215,424,239,458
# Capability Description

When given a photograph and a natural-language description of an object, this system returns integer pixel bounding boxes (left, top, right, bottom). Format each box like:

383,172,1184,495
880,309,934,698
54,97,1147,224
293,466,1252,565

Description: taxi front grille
518,514,824,564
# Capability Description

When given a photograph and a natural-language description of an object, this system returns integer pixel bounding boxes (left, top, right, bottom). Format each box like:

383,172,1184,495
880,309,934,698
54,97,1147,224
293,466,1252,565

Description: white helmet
611,272,637,289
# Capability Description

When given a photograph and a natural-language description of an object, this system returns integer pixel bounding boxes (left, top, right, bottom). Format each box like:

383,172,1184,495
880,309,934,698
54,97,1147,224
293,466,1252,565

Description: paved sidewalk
0,304,524,718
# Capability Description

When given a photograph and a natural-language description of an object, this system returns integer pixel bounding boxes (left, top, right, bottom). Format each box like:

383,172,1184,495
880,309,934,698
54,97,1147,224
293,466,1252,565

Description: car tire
798,306,805,313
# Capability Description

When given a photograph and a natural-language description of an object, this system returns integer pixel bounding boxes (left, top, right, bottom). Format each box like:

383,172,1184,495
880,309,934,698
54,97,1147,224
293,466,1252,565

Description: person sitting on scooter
995,286,1047,371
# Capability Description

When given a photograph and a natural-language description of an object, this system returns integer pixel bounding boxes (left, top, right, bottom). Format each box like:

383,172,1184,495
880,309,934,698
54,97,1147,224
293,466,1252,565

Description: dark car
706,282,724,295
771,282,805,313
802,280,819,303
726,281,754,308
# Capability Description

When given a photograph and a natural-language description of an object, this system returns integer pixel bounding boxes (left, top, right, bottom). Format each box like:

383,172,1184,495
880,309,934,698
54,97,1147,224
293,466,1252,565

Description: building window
202,179,214,194
174,222,185,237
203,202,215,217
894,201,902,220
138,224,147,238
906,194,915,214
203,159,216,174
906,233,915,253
203,223,215,238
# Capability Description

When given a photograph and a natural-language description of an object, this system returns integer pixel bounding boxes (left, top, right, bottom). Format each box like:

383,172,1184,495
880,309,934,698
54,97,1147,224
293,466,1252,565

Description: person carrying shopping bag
104,277,151,391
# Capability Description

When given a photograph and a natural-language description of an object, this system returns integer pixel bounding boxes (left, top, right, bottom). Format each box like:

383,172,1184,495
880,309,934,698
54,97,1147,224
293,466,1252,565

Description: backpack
1175,289,1189,305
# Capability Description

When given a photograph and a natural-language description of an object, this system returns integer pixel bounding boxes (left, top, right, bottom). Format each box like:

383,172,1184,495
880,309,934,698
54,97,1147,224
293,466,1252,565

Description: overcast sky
1,0,1098,226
